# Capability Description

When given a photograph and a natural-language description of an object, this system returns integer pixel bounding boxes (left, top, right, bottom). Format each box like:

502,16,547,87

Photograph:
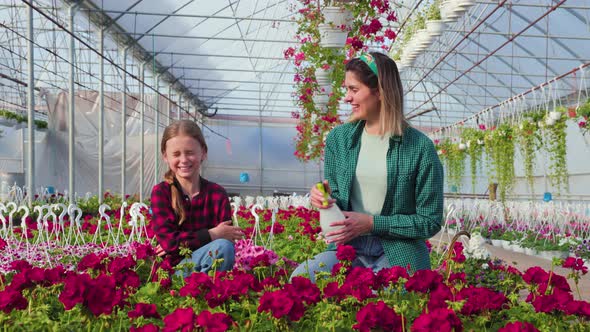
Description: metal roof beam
59,0,210,115
81,8,294,23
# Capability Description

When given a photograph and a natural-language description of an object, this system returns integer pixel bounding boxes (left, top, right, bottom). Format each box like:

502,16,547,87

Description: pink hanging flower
294,52,306,66
384,28,397,40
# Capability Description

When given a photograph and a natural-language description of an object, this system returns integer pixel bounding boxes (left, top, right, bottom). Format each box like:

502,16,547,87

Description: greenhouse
0,0,589,330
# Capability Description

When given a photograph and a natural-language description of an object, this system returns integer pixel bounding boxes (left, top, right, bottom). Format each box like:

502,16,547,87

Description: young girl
151,120,244,275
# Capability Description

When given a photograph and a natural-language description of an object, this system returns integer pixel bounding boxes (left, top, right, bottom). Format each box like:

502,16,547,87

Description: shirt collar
347,120,403,149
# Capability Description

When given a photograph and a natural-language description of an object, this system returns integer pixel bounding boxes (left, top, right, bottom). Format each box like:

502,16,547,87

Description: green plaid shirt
324,120,443,272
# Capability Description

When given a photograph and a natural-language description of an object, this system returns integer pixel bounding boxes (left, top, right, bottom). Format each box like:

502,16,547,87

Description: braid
164,169,186,225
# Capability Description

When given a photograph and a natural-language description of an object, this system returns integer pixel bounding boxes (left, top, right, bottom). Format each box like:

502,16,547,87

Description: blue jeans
291,236,389,283
175,239,235,277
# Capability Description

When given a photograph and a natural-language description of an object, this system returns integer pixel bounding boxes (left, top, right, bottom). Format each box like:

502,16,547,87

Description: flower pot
451,0,476,13
426,20,446,37
315,68,332,87
512,244,525,254
568,107,577,118
322,6,353,27
491,239,502,247
549,111,561,121
318,25,348,48
539,250,568,260
414,29,433,47
545,117,556,126
440,0,460,22
312,93,330,107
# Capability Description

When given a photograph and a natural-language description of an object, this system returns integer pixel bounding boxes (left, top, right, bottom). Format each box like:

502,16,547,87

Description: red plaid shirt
150,177,231,265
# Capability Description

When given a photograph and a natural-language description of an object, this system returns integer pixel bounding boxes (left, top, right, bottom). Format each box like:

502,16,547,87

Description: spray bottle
316,182,344,240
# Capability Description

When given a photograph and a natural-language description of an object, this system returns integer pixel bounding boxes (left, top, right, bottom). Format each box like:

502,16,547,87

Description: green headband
359,53,378,77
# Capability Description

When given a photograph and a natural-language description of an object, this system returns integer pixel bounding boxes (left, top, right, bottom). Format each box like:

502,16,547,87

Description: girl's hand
325,211,373,245
209,220,245,242
154,244,166,257
310,180,336,209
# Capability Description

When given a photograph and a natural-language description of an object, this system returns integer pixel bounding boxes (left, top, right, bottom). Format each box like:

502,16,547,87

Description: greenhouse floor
433,232,590,300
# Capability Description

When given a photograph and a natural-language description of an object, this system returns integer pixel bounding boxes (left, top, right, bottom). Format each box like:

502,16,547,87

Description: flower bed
0,199,589,331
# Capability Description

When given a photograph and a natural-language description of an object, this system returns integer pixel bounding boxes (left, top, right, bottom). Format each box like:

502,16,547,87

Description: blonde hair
161,120,208,225
345,52,409,136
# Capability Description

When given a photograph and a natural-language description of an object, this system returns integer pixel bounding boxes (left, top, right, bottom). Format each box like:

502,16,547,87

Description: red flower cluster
457,286,508,315
406,269,443,293
451,242,466,263
128,303,160,319
498,321,540,332
411,308,462,332
0,288,27,313
258,276,320,321
521,266,590,317
336,244,356,262
59,273,124,316
353,301,403,332
562,257,588,274
163,308,197,332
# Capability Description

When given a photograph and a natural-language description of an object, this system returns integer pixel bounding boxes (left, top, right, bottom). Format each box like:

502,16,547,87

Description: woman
292,52,444,283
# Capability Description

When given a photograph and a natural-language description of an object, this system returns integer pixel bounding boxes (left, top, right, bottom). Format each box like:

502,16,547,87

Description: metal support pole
121,47,128,201
140,62,145,202
98,28,104,203
258,82,263,195
68,4,78,204
177,94,182,120
26,3,34,207
155,75,160,187
167,85,172,126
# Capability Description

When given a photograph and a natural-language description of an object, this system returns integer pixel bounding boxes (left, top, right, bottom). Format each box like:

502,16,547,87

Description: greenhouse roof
1,0,589,131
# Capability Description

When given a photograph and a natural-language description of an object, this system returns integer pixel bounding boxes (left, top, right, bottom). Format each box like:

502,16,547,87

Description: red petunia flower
0,288,28,313
130,324,159,332
411,308,463,332
197,310,233,332
353,301,403,332
128,303,160,319
498,321,540,332
336,245,356,262
163,308,197,332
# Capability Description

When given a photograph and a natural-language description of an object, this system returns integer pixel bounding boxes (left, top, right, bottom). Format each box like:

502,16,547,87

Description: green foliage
0,109,48,129
484,124,515,202
542,108,569,195
438,138,466,192
425,0,442,21
460,128,485,194
516,112,543,196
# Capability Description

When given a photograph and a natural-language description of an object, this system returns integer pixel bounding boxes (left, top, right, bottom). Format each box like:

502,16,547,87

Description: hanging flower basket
322,6,353,27
318,26,349,48
287,0,399,161
452,0,477,12
440,0,461,22
426,20,446,37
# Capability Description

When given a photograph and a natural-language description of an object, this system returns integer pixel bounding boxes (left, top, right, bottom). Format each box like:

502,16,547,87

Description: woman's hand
209,220,245,242
325,211,373,245
310,180,336,209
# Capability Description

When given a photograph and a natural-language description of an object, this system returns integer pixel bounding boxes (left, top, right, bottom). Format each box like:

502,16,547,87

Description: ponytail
164,169,186,225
